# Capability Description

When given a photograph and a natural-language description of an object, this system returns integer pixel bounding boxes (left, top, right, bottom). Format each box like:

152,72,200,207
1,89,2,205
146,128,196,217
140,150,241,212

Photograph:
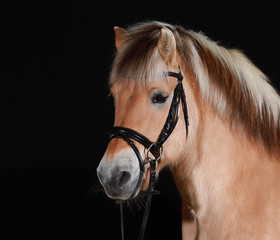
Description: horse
97,21,280,239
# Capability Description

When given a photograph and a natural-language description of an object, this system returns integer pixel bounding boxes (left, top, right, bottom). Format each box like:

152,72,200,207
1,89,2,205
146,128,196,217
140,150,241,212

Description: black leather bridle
108,70,189,240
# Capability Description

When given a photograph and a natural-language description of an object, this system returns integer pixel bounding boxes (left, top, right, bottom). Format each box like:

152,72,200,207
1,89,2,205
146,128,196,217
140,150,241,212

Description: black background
2,1,280,239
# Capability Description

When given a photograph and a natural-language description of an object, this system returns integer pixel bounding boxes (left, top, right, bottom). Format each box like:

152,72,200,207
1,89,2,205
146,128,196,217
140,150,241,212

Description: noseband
108,70,189,240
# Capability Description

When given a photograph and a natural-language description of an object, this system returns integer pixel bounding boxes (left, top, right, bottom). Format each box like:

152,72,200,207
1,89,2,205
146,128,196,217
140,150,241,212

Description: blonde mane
110,21,280,153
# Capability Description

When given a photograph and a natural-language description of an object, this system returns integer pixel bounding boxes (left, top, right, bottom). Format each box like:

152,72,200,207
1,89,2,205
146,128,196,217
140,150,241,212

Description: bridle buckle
144,142,163,165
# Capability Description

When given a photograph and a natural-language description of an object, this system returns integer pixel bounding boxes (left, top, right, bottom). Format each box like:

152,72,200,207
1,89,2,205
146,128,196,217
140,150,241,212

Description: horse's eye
151,92,169,104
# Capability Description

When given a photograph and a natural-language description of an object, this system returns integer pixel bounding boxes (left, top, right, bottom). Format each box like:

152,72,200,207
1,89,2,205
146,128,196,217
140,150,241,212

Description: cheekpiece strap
156,71,188,147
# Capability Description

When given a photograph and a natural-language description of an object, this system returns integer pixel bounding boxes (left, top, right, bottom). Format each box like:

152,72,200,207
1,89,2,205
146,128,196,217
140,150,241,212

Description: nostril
118,171,131,188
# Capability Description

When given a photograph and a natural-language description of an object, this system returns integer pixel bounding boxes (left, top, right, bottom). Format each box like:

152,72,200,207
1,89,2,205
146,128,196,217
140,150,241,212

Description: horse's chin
104,183,141,201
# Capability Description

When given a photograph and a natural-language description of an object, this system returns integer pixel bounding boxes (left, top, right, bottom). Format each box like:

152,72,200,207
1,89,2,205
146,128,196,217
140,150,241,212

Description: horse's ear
157,27,177,64
114,26,128,50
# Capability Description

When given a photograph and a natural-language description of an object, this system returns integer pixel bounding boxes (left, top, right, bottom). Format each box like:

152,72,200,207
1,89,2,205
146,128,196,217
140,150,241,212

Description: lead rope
138,159,157,240
120,201,125,240
138,194,153,240
119,196,153,240
120,159,158,240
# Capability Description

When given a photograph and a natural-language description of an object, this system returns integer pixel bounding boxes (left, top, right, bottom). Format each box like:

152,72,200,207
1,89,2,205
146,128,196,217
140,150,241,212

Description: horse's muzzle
97,150,141,200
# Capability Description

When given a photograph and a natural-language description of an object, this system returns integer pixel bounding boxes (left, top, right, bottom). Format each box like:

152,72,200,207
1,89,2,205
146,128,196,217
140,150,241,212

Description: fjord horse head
97,24,189,200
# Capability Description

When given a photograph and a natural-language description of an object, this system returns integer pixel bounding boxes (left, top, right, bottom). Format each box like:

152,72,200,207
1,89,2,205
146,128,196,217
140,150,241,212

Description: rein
108,70,189,240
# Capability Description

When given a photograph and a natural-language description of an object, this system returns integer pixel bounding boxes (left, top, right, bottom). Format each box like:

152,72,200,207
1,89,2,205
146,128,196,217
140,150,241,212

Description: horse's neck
172,108,280,239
